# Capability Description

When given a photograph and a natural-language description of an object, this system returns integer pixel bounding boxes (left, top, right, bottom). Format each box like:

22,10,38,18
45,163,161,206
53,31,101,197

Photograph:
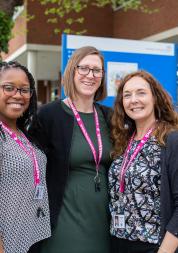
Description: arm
158,231,178,253
0,239,3,253
159,132,178,253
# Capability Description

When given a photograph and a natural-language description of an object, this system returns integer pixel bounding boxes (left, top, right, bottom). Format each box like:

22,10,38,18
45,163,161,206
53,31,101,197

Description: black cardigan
159,131,178,249
30,99,112,229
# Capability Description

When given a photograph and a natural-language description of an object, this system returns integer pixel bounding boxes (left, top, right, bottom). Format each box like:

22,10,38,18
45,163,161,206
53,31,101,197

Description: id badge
34,185,44,200
114,214,125,229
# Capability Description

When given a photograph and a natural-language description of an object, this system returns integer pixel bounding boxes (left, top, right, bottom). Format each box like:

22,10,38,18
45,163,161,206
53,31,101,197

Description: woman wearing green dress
30,46,112,253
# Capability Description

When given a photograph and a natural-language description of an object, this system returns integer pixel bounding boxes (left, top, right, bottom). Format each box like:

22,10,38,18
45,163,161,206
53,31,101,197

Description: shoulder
37,99,74,131
165,130,178,146
38,99,62,114
38,99,72,121
96,103,113,114
96,103,113,119
161,130,178,159
96,103,113,128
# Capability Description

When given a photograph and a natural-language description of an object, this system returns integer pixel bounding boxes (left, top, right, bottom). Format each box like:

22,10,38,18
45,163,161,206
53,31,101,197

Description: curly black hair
0,61,39,144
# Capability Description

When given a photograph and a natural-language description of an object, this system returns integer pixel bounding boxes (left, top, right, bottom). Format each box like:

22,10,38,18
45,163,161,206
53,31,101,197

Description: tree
0,0,157,56
39,0,157,34
0,0,24,57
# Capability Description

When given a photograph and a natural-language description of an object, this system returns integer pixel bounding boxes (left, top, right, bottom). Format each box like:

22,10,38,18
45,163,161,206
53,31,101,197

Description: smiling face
122,76,156,126
0,68,30,128
73,54,103,100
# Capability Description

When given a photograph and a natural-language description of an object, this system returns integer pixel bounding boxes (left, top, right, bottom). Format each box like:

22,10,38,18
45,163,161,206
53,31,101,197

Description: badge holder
94,172,101,192
34,185,45,200
114,214,125,229
114,193,125,229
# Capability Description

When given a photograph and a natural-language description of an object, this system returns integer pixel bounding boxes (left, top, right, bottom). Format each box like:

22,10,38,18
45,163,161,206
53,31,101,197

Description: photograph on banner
107,62,138,96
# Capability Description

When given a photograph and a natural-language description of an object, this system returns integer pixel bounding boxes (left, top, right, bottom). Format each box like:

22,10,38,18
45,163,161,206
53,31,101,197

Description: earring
124,123,129,129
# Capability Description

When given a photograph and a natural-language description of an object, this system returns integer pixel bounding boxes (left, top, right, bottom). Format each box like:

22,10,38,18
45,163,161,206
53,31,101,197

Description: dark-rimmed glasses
76,65,104,78
0,84,33,98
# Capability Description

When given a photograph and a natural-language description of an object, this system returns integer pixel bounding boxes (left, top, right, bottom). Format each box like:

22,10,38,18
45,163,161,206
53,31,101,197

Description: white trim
13,6,24,20
5,44,61,62
5,44,27,62
26,44,61,52
142,27,178,42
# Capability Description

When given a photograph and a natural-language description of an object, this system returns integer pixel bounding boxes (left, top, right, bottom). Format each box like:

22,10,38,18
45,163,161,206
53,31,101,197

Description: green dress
41,102,112,253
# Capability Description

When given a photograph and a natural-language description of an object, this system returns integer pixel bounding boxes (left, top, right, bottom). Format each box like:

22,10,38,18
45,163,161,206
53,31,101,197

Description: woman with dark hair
0,61,51,253
30,46,112,253
109,70,178,253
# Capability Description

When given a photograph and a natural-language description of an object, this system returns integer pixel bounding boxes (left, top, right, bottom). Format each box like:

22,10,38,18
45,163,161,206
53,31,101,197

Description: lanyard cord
0,122,40,186
67,98,103,173
119,127,154,193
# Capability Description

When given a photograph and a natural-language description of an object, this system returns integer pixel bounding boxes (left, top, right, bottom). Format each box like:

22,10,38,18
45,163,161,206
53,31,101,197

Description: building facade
2,0,178,104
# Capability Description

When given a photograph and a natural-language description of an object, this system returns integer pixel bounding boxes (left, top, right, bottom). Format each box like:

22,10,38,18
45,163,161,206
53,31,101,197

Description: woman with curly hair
109,70,178,253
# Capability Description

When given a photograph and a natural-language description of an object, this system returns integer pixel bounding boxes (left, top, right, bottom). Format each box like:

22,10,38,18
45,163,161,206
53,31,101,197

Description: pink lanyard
67,98,103,174
119,128,153,193
1,122,40,186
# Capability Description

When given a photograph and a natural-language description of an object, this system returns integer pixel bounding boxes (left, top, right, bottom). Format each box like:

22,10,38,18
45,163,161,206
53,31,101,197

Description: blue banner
61,34,177,107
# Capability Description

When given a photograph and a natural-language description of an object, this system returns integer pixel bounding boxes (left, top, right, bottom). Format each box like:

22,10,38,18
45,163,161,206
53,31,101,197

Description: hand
0,240,4,253
158,231,178,253
157,248,168,253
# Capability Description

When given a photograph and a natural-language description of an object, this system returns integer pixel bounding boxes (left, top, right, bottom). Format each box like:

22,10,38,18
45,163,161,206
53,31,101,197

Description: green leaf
0,10,14,55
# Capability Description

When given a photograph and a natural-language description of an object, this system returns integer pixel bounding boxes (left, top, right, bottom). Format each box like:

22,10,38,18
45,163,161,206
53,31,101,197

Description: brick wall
4,0,178,59
113,0,178,39
27,1,113,45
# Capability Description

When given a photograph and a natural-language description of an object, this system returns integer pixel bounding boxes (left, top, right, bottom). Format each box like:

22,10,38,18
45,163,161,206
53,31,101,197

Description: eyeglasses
0,84,33,98
76,65,104,78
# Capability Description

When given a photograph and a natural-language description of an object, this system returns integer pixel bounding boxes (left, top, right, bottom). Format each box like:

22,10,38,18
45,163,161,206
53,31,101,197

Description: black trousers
111,236,159,253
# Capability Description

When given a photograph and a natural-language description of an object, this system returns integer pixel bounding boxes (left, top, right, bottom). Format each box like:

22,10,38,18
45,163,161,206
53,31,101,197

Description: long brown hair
63,46,107,101
111,70,178,158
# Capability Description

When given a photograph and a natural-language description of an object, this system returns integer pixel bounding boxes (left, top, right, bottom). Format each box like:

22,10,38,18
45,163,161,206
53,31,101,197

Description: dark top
40,101,112,253
159,131,178,248
30,99,112,229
